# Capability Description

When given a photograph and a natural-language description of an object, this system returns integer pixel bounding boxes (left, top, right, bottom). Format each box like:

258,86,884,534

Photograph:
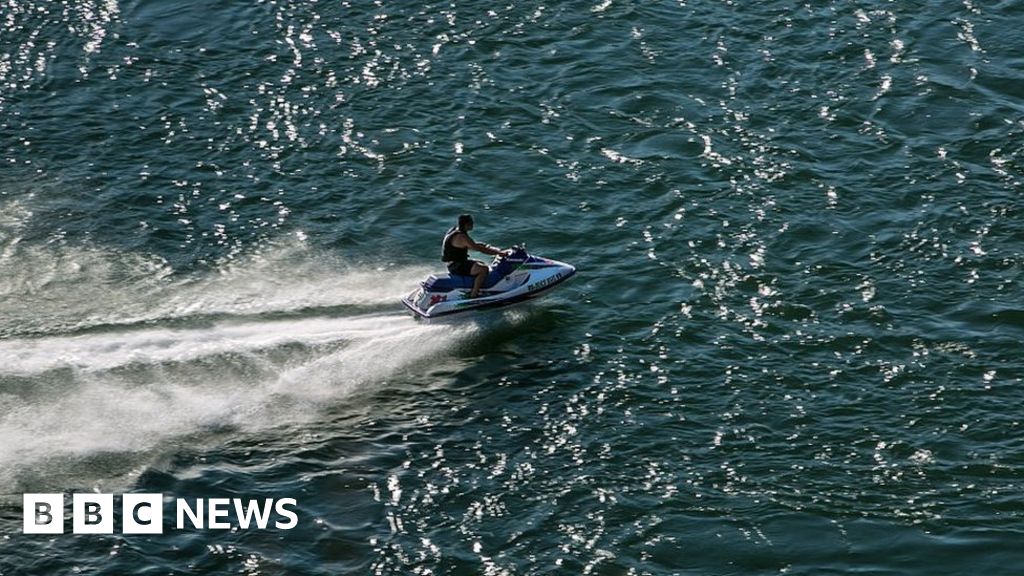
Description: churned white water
0,239,471,491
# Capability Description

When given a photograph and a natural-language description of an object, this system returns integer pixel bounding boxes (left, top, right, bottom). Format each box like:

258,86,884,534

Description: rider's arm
453,233,503,256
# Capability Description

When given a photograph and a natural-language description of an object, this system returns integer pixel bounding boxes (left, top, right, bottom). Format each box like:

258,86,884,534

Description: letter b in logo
73,494,114,534
23,494,64,534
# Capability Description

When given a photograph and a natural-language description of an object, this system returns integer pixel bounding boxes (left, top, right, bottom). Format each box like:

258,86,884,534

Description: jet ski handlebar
494,245,527,262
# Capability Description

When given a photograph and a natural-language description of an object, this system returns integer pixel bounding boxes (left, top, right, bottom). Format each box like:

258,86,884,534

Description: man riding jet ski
401,214,576,319
442,214,506,299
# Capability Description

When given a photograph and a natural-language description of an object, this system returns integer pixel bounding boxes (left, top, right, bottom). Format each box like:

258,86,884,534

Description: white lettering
233,499,274,530
23,494,64,534
124,494,164,534
207,498,231,529
72,494,113,534
176,498,204,529
23,493,298,534
274,498,298,529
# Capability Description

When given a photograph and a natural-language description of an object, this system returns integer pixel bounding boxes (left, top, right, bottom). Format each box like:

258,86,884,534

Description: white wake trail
0,312,474,491
0,314,417,376
0,235,477,492
0,238,435,337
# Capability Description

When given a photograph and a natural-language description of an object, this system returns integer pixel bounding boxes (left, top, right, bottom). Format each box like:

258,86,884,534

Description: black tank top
441,226,469,262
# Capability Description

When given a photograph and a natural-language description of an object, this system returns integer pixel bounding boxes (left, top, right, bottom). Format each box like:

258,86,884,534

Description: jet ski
401,246,576,319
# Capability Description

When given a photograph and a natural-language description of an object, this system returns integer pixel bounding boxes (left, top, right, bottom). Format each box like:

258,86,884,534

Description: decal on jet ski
527,271,566,293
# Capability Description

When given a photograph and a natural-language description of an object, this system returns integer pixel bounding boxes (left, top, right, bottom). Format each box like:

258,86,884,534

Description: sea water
1,0,1023,573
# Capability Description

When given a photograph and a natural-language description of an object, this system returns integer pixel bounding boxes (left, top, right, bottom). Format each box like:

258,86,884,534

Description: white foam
0,314,420,375
0,238,436,337
0,237,472,491
0,312,473,490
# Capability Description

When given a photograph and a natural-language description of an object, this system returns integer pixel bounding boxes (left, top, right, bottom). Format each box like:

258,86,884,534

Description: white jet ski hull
401,249,575,319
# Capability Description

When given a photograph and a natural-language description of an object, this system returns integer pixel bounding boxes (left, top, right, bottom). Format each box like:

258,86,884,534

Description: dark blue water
2,0,1023,574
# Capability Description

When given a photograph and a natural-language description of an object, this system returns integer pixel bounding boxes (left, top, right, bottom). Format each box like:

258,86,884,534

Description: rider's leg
469,262,488,298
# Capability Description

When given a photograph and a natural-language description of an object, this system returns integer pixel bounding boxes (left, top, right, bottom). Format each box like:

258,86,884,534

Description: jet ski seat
422,274,475,292
425,250,528,292
422,267,508,292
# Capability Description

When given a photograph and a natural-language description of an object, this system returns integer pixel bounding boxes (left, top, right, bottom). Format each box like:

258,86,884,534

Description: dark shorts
447,260,476,276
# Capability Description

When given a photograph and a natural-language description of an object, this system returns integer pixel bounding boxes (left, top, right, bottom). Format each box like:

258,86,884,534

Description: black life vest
441,226,469,262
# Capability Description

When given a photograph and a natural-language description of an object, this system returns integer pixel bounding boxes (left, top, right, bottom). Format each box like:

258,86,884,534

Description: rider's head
458,214,474,232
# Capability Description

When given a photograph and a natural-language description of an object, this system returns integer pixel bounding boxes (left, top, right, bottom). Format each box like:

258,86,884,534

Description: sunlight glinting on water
2,0,1023,573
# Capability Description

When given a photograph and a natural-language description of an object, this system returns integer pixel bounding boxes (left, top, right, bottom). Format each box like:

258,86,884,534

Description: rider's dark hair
458,214,473,231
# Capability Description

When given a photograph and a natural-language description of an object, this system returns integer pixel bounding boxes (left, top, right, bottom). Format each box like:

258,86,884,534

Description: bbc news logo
23,494,298,534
